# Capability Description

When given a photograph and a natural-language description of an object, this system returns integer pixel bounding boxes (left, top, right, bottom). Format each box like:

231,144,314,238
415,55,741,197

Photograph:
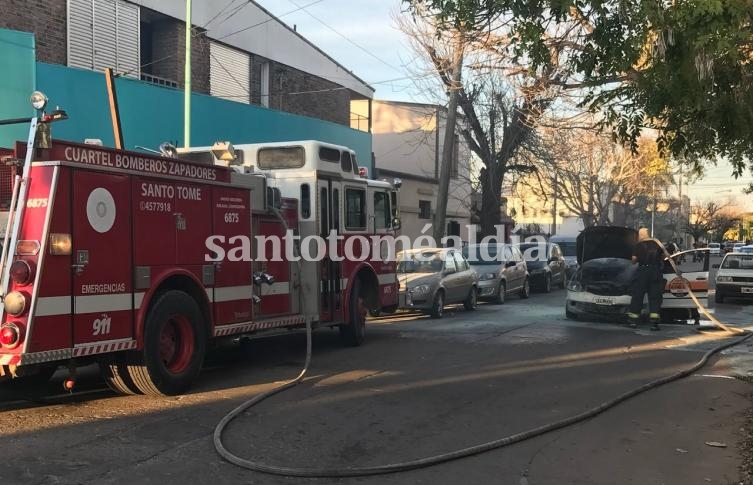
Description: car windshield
709,243,720,248
518,243,545,262
721,254,753,269
462,245,504,265
556,241,577,257
397,252,443,273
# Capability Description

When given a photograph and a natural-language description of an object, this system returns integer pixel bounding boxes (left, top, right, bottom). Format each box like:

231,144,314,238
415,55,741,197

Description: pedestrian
626,227,664,331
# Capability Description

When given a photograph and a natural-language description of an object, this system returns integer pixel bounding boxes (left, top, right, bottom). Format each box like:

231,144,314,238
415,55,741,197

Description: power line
282,0,405,75
216,0,326,41
117,0,326,77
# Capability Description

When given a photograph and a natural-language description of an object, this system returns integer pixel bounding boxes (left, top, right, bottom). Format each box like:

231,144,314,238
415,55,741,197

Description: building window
210,41,250,104
374,192,390,230
345,189,366,230
419,200,431,219
260,62,270,107
68,0,140,77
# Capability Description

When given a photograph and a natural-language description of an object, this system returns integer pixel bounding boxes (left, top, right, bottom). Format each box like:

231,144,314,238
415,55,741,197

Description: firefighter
626,227,664,330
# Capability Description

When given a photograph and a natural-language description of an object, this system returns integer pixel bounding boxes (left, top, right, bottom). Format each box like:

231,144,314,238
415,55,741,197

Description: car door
442,251,461,302
550,244,565,284
512,246,527,287
452,251,474,300
503,246,521,291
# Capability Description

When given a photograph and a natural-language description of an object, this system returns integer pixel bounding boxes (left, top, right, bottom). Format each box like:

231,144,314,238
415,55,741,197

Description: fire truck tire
99,354,140,395
340,279,366,346
128,290,206,396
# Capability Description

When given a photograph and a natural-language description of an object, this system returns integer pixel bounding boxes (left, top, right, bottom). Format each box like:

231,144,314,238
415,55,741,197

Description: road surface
1,287,752,484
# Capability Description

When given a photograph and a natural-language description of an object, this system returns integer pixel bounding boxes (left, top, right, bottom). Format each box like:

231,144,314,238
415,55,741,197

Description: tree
520,130,671,228
685,202,741,242
406,0,753,176
397,4,586,237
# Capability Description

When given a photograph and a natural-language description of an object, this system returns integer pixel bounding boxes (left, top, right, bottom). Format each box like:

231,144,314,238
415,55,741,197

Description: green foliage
406,0,753,173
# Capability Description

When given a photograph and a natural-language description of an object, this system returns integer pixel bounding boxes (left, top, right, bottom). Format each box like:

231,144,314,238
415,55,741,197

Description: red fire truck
0,93,400,395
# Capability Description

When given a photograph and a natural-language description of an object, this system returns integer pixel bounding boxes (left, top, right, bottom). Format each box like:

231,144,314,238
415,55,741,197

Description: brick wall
0,0,353,126
0,0,67,65
251,54,350,126
149,18,210,94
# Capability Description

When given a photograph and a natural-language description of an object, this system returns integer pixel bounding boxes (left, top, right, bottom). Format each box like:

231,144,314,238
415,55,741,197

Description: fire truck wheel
340,279,366,346
128,290,206,396
98,354,140,395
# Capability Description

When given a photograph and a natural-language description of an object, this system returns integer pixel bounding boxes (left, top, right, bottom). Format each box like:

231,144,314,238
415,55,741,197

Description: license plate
742,287,753,294
593,297,616,305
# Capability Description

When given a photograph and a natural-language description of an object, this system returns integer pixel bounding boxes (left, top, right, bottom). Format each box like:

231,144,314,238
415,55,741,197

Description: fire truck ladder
0,117,38,299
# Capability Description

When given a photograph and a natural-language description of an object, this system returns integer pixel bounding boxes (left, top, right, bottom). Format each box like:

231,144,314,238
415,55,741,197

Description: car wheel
520,278,530,299
715,291,725,304
464,286,477,311
494,282,506,305
565,307,577,320
430,291,444,319
543,274,552,293
368,309,381,318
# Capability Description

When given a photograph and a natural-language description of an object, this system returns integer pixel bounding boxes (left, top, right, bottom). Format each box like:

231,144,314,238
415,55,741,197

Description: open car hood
576,226,637,264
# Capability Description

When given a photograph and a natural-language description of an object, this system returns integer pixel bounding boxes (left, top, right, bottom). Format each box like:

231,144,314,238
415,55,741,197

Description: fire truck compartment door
72,171,134,344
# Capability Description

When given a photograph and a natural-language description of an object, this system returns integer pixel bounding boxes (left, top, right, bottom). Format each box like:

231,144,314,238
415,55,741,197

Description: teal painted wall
35,63,373,173
0,29,36,148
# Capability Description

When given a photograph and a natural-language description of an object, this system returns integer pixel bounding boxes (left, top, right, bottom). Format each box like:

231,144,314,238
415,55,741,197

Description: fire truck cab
0,94,400,396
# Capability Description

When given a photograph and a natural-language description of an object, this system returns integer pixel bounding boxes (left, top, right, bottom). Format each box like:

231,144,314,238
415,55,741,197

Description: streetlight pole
650,178,656,237
184,0,192,148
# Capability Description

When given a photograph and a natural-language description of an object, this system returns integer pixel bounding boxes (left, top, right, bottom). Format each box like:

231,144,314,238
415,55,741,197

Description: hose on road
214,243,752,478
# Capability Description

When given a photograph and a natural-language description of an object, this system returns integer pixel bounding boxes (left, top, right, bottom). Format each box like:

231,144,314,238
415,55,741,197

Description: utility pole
433,37,464,245
184,0,192,148
650,178,656,237
551,169,558,236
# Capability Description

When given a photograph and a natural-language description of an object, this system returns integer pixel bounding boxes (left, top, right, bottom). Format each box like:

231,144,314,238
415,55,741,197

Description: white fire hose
213,240,751,477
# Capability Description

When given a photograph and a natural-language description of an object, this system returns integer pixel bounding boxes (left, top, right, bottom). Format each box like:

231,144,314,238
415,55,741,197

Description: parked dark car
517,242,566,292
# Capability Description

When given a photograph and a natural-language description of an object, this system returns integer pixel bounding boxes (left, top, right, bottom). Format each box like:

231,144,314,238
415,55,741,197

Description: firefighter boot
626,312,640,328
649,312,660,331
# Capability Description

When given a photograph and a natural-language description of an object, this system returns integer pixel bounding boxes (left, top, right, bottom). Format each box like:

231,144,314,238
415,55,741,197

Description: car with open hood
565,226,710,323
397,248,478,318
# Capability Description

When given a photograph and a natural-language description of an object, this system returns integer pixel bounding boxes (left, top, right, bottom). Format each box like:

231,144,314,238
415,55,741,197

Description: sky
255,0,753,212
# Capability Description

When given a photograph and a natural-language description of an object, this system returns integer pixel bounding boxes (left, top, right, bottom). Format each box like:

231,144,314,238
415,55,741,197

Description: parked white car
708,243,721,255
715,252,753,303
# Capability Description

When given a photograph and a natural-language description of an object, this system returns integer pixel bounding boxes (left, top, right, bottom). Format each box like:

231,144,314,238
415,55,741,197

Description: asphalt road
2,288,753,485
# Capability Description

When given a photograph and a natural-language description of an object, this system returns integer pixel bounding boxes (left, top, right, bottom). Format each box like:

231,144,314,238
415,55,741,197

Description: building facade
0,0,374,172
372,100,473,244
0,0,373,128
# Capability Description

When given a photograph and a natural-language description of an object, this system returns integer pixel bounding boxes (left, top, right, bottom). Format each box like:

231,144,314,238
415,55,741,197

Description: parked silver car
461,243,530,304
397,248,478,318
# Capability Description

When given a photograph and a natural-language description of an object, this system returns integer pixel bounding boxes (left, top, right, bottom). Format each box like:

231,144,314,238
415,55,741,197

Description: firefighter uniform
627,236,664,330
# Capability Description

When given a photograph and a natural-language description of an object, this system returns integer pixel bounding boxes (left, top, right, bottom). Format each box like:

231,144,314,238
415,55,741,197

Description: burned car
565,226,709,323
